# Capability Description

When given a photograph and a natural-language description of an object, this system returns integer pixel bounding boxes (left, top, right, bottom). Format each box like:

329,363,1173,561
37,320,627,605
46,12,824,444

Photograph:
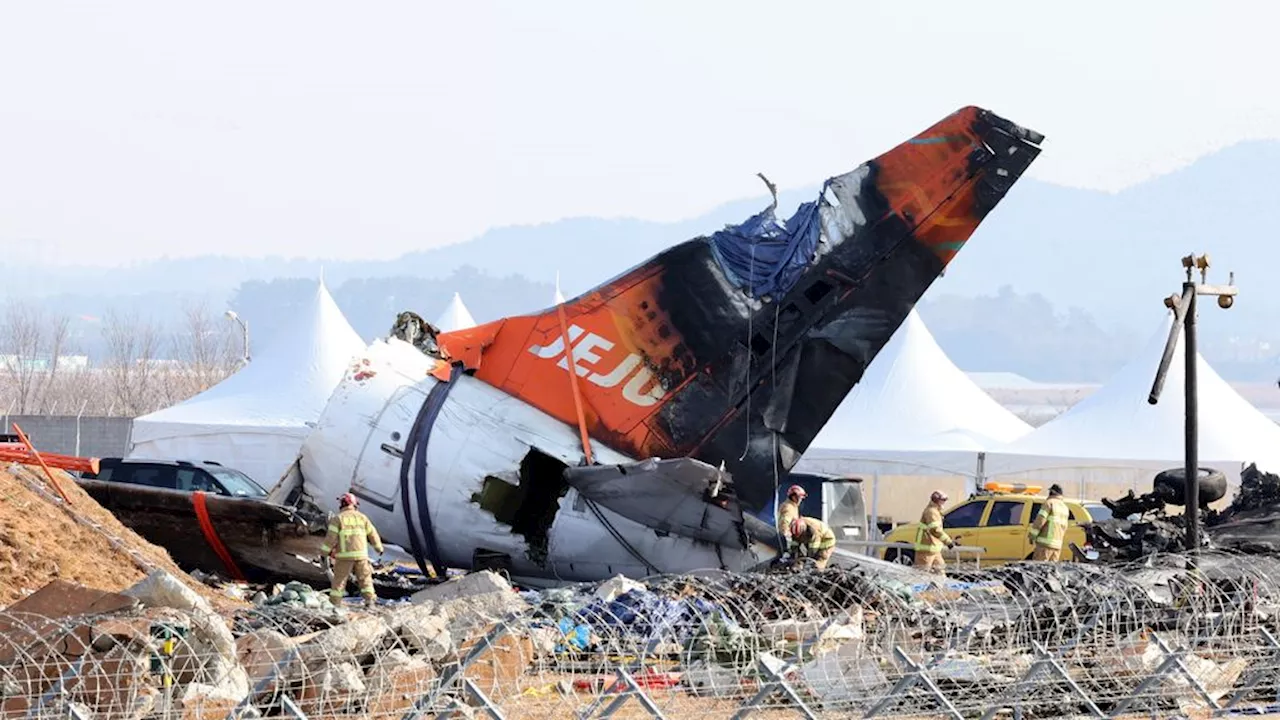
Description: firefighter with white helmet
913,489,955,575
320,492,385,609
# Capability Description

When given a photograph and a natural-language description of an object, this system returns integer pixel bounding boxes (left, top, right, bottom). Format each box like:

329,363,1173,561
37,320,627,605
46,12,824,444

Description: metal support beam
730,617,849,720
436,679,509,720
1110,633,1219,716
594,668,669,720
575,639,665,720
864,619,983,720
1185,284,1200,553
1218,628,1280,713
232,646,302,719
30,655,85,720
402,617,518,720
979,609,1106,720
728,657,818,720
280,695,309,720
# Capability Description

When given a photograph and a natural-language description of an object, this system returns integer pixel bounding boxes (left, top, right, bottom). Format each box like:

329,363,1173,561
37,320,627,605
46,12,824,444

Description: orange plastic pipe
10,423,72,505
0,448,99,475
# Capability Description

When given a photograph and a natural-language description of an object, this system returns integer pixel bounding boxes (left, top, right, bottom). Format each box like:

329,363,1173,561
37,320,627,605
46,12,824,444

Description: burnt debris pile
1086,464,1280,562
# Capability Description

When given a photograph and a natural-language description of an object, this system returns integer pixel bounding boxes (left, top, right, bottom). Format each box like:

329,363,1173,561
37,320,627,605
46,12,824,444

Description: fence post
75,399,88,457
401,615,521,720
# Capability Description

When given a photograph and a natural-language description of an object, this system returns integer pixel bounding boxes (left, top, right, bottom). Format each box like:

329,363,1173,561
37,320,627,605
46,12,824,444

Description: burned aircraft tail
440,106,1043,511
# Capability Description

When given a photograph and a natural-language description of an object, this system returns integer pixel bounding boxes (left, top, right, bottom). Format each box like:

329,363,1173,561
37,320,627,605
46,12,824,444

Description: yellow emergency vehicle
880,483,1114,565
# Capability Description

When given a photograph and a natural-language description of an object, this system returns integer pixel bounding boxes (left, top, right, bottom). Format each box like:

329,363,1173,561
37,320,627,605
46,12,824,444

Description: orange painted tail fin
440,106,1043,511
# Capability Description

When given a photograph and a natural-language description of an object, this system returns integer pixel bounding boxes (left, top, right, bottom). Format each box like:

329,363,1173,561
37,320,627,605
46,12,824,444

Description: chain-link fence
7,548,1280,719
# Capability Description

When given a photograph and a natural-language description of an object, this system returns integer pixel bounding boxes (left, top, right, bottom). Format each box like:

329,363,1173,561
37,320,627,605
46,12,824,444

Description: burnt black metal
648,112,1043,511
563,457,760,549
1148,285,1194,404
1185,284,1200,553
1146,281,1205,555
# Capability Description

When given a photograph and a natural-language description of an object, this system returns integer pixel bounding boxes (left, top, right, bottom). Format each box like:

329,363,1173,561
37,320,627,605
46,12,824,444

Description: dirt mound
0,463,229,607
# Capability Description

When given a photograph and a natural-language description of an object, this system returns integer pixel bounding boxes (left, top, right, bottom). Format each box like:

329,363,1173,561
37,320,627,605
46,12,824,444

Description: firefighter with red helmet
777,484,808,540
788,516,837,570
913,490,955,575
320,492,385,609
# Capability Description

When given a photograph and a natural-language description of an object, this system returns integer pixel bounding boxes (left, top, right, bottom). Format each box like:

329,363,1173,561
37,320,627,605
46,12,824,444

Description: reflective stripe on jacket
1030,498,1069,550
320,508,385,559
788,517,836,553
777,499,800,537
913,505,952,553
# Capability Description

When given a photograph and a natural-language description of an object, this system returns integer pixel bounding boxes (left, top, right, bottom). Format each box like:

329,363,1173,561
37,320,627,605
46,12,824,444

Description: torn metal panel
563,458,754,549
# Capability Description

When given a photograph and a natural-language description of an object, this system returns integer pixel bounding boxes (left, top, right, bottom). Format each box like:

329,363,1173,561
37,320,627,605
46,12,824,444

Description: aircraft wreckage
90,106,1048,586
1082,463,1280,562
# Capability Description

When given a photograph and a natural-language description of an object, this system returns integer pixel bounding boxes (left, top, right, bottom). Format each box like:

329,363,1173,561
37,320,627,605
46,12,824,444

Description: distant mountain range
5,140,1279,381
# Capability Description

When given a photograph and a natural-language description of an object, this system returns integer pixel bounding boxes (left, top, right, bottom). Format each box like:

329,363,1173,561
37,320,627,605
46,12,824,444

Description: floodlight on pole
225,310,250,364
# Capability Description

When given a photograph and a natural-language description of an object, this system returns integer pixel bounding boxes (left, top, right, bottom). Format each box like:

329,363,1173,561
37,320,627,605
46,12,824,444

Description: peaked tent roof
435,292,477,332
987,313,1280,472
553,272,566,305
129,279,366,483
133,279,364,432
811,310,1033,453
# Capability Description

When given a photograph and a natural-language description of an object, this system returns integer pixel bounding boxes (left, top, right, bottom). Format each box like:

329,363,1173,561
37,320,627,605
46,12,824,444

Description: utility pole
1147,254,1236,558
225,310,251,365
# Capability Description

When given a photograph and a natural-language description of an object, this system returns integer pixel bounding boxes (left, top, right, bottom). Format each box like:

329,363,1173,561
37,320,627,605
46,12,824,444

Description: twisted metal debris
6,551,1280,719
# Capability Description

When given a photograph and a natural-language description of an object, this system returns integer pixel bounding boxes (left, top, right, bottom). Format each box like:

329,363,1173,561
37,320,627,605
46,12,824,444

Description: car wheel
885,548,914,566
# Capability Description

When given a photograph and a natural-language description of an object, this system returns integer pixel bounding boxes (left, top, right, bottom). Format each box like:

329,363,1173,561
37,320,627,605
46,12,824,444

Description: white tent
129,279,366,486
553,272,566,304
434,292,477,332
798,310,1033,479
984,312,1280,490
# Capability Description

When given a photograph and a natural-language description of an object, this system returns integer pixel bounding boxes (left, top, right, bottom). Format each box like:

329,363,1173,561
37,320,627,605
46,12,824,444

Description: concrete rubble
5,556,1280,718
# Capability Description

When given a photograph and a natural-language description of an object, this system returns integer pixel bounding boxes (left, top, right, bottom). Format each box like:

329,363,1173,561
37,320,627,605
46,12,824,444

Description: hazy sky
3,1,1278,267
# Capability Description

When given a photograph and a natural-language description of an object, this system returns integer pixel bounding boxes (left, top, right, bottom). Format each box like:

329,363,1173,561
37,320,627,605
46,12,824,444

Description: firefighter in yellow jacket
788,516,837,570
913,490,955,575
776,484,807,539
1028,484,1069,562
321,493,385,609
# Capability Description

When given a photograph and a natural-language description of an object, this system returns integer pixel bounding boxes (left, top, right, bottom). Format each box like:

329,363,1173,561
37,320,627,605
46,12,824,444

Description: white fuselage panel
299,339,772,582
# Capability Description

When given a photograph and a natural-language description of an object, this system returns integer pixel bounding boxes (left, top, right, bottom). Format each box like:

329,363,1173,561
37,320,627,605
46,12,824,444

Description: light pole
225,310,250,365
1147,253,1237,559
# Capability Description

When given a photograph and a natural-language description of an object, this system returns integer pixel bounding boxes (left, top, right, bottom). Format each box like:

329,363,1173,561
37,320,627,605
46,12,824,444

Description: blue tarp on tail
708,186,825,299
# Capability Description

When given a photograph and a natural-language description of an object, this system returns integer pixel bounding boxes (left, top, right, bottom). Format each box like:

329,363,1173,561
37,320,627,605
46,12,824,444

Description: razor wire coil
5,550,1280,718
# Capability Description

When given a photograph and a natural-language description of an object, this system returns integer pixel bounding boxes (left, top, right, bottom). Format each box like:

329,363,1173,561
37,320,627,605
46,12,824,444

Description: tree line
0,300,240,418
